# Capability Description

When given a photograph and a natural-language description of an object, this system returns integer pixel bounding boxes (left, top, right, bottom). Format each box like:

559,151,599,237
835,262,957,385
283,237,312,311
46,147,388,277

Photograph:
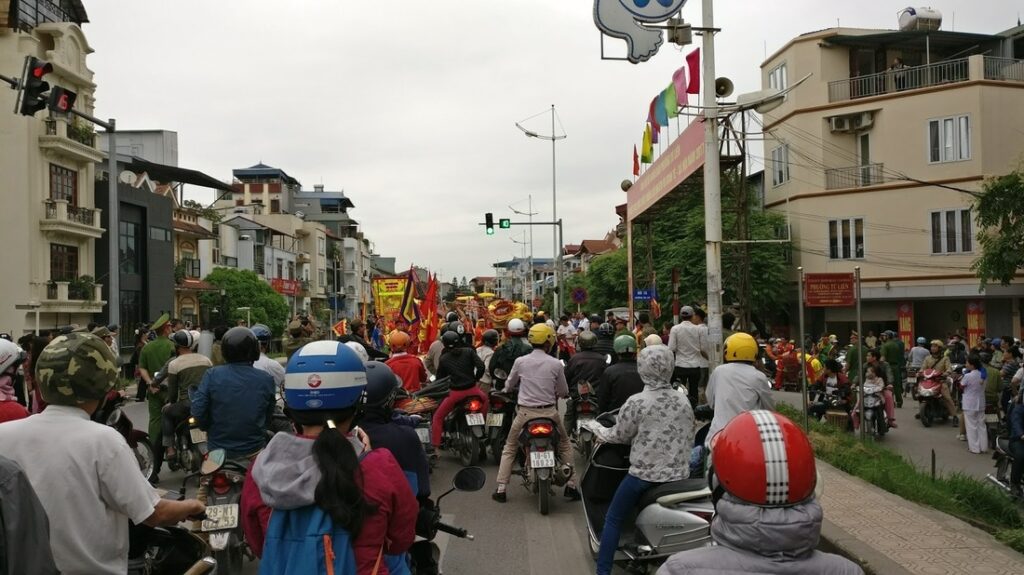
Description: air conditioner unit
829,116,851,132
851,111,873,130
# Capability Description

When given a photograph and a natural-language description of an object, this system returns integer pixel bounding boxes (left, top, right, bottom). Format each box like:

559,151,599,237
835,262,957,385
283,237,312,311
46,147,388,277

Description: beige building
761,23,1024,341
0,16,107,336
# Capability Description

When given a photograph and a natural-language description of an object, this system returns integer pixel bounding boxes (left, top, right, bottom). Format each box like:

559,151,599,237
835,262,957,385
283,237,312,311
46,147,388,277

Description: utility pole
701,0,724,369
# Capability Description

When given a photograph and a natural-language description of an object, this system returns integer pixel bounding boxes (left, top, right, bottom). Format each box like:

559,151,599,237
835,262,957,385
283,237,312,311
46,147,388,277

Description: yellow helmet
724,332,758,362
527,323,556,346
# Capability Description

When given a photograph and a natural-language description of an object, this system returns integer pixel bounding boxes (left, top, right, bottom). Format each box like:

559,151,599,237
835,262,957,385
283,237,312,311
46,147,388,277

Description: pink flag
672,66,688,107
647,97,661,132
686,48,701,94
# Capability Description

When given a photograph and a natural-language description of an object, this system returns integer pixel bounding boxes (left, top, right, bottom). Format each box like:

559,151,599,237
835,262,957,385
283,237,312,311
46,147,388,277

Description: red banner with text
897,302,913,349
966,300,986,348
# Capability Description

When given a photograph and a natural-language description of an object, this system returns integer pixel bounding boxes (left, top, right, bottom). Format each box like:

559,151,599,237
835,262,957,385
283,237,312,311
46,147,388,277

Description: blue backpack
258,504,359,575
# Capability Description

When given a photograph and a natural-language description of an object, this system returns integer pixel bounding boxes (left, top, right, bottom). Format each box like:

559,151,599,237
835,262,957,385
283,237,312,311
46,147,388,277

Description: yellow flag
641,124,653,163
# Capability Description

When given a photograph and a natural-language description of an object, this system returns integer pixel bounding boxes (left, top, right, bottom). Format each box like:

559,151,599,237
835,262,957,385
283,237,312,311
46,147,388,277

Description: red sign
966,300,985,348
271,278,301,296
307,374,322,388
803,273,855,307
897,302,914,349
626,120,705,222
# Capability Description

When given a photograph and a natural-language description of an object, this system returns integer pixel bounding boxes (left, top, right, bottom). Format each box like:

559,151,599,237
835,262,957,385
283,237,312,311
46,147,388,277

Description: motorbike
514,415,571,515
581,413,713,573
860,381,889,439
396,377,449,468
93,389,155,480
129,490,215,575
915,368,954,427
166,414,207,474
986,435,1021,496
441,393,487,466
187,449,250,574
569,380,600,461
808,383,853,429
409,467,485,575
487,389,515,464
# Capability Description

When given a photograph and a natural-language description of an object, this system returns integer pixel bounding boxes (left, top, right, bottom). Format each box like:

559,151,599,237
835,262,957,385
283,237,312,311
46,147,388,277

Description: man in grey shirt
667,306,709,406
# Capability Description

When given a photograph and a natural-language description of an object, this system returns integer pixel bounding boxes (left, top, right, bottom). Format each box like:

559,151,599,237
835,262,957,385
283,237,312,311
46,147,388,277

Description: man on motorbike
386,330,428,393
593,322,617,364
251,323,286,390
658,411,863,575
430,327,487,451
908,337,931,371
477,329,499,394
808,359,852,422
920,339,959,425
488,318,531,388
0,333,203,575
190,327,276,459
584,345,695,575
563,330,609,432
160,330,212,461
705,332,776,446
493,324,577,502
595,334,645,415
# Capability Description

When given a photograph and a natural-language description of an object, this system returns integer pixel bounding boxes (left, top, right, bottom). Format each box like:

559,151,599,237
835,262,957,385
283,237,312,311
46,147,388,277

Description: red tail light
491,399,505,410
466,399,483,412
211,472,232,495
579,402,593,413
528,423,552,436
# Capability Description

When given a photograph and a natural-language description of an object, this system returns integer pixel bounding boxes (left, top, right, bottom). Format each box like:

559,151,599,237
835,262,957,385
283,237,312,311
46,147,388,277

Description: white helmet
344,341,370,364
0,340,26,374
507,318,526,336
189,330,202,350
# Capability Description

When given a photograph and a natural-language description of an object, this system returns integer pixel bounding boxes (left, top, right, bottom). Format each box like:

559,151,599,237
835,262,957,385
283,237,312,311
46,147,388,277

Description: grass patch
776,403,1024,554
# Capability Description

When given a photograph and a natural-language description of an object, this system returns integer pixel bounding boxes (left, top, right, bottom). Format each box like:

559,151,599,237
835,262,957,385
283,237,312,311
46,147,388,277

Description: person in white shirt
477,329,498,393
250,323,286,390
667,306,709,406
556,315,578,361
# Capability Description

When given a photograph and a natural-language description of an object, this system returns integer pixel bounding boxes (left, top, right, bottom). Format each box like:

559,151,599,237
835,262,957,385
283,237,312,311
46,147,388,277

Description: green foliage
972,169,1024,287
68,275,96,301
182,199,223,223
199,268,289,336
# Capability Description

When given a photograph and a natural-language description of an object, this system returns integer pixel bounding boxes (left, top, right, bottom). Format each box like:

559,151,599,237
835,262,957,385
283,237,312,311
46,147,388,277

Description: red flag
686,48,701,94
651,299,662,319
418,274,440,354
632,145,640,176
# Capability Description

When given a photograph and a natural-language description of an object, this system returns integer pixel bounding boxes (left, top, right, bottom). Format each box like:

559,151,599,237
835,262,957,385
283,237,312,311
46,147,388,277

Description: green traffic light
499,218,511,229
486,227,495,235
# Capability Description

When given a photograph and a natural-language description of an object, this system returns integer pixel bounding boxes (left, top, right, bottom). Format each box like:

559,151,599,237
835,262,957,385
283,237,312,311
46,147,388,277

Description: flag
632,145,640,176
654,91,669,128
672,66,688,107
664,84,678,119
399,267,420,325
686,48,701,94
332,319,348,337
641,124,653,164
647,97,661,132
418,274,440,354
651,299,662,319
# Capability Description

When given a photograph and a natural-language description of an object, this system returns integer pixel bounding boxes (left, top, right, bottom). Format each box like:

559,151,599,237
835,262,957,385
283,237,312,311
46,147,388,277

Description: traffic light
16,56,53,117
499,218,511,229
485,212,495,235
48,86,77,114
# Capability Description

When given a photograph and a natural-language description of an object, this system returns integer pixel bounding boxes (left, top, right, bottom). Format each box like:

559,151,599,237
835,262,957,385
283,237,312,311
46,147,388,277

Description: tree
972,169,1024,287
182,199,222,223
199,268,290,336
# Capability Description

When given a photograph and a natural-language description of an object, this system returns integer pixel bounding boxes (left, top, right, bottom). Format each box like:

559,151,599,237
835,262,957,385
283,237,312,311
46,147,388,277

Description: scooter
129,490,215,575
515,416,572,515
409,467,485,575
93,389,155,480
166,415,207,474
581,413,713,572
441,395,487,466
187,449,250,575
860,381,889,439
808,384,853,428
986,435,1021,497
396,377,450,468
915,369,954,427
486,389,515,464
569,380,600,461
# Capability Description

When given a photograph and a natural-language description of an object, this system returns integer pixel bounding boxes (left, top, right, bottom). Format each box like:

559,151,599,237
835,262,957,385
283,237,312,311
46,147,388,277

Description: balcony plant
173,259,187,285
68,275,95,301
66,120,95,147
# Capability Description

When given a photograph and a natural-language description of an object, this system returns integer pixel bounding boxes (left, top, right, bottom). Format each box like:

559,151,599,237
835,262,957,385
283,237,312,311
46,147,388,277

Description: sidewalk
817,460,1024,574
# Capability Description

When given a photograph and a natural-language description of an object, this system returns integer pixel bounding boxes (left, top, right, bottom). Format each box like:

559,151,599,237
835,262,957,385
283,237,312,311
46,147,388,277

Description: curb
819,516,912,575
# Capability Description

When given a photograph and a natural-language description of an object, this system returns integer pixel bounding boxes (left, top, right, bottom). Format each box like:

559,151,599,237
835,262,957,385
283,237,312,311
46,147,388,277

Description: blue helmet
251,323,272,343
285,340,367,411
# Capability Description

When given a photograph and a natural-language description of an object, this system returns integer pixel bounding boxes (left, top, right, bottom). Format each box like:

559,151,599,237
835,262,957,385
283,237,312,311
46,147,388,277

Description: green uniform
880,339,905,406
138,336,175,446
846,345,862,384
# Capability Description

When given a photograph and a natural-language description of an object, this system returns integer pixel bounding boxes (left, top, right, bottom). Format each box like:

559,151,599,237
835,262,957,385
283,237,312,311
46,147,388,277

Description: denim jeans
597,473,656,575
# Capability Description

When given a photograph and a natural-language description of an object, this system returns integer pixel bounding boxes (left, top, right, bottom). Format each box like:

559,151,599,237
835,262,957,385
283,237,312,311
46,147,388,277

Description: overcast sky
82,1,1021,280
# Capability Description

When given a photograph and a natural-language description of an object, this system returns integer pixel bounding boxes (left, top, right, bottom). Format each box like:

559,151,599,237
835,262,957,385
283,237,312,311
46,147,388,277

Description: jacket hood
637,346,674,390
251,433,320,509
712,494,822,559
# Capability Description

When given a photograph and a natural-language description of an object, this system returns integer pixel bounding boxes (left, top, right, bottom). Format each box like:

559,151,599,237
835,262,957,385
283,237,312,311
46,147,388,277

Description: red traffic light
31,62,52,78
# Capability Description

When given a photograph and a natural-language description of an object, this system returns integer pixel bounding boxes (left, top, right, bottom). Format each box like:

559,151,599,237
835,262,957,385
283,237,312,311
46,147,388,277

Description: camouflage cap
35,333,119,406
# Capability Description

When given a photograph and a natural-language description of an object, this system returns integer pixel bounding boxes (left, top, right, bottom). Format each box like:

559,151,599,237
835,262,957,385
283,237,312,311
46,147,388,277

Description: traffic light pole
481,219,562,313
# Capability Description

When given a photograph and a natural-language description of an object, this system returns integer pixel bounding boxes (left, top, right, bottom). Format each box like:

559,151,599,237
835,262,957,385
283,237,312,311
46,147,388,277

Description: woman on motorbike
851,364,892,431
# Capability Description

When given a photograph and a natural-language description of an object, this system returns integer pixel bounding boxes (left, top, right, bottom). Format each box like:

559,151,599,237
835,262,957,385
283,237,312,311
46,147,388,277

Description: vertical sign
966,300,986,348
897,302,914,349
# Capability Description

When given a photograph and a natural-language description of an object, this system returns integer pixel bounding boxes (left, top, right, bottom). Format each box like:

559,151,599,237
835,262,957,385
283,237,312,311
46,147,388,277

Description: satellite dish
119,171,136,184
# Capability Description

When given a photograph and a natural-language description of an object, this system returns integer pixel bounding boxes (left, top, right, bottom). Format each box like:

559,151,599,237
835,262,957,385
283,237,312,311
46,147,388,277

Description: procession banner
966,300,986,348
372,276,408,323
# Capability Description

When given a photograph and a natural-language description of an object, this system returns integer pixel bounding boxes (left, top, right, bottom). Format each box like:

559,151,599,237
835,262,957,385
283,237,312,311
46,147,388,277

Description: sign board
332,319,347,337
593,0,688,64
270,278,301,296
571,287,588,304
897,302,914,349
626,119,705,222
633,288,657,301
803,273,855,307
966,300,985,348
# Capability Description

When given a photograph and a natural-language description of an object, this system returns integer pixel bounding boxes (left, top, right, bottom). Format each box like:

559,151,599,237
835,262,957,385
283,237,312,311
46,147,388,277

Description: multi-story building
762,21,1024,340
220,215,301,314
97,129,178,166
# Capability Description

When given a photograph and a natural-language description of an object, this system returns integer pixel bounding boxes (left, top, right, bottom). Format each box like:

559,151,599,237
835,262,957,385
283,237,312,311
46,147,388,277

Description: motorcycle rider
385,330,428,393
251,323,286,391
668,306,709,407
488,318,531,388
593,322,617,364
584,345,695,575
190,327,276,459
477,329,499,394
340,318,389,361
556,315,577,361
431,326,487,451
865,349,898,428
705,332,775,446
160,330,212,461
851,364,891,431
808,359,852,422
658,410,863,575
493,323,577,502
879,331,906,407
0,333,203,575
563,330,609,433
920,339,959,425
595,334,645,414
137,313,175,483
908,336,931,372
242,341,417,574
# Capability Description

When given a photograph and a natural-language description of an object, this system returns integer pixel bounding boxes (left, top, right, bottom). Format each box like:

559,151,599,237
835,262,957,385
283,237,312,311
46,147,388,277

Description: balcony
40,200,104,239
219,255,238,268
828,56,1024,103
297,251,311,263
984,57,1024,82
42,281,105,314
39,119,104,163
825,163,885,190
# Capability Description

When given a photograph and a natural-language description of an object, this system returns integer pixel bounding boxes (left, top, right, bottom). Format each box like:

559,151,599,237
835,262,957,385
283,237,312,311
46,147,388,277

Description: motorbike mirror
105,406,122,427
452,467,486,492
201,449,226,475
429,375,436,382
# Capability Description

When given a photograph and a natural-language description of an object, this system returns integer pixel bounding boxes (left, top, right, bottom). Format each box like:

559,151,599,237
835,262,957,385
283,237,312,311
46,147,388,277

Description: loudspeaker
715,77,734,98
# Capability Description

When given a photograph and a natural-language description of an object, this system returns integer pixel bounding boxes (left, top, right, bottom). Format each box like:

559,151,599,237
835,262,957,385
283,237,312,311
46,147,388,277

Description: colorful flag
641,124,653,164
654,91,669,128
399,267,420,325
651,299,662,319
664,84,678,119
686,48,701,94
647,96,661,132
632,145,640,176
672,66,688,107
418,274,440,354
332,319,348,337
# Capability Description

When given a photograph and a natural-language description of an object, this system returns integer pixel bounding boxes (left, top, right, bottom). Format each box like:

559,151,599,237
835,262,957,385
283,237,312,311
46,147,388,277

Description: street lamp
516,105,566,315
236,306,251,327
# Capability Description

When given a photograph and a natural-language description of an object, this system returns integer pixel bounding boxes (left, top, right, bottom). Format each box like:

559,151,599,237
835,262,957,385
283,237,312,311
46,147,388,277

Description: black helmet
597,323,615,338
482,329,499,348
171,329,195,350
251,323,272,344
578,330,598,350
222,327,260,364
364,361,400,409
532,313,546,325
441,331,462,349
588,314,602,325
445,311,459,323
447,321,466,336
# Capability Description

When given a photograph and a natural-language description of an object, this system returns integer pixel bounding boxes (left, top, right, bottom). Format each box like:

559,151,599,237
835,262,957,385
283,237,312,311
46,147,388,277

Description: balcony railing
984,57,1024,82
42,200,102,237
43,119,97,147
828,58,969,102
825,163,885,190
66,204,97,226
220,255,238,268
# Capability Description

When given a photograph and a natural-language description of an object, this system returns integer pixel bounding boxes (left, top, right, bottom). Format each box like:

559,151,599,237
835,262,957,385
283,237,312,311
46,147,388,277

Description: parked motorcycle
514,416,571,515
409,467,485,575
581,414,713,572
915,368,954,427
986,435,1021,496
189,449,250,574
93,389,155,480
860,381,889,439
129,490,215,575
487,389,515,464
808,383,853,428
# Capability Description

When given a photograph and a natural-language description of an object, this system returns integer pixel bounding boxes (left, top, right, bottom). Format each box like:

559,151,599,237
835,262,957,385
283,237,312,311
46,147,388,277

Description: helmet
644,334,663,347
533,313,547,325
578,331,598,350
588,314,602,326
482,329,499,348
388,330,411,351
35,333,119,406
441,331,462,349
613,334,637,354
341,341,368,364
527,323,556,346
447,321,466,336
284,340,367,411
992,338,1003,347
363,361,401,408
171,330,195,350
0,340,26,374
189,330,202,350
710,410,816,507
917,337,927,345
597,323,615,338
507,318,526,336
221,327,260,364
723,332,758,362
930,339,944,349
251,323,272,344
445,311,459,323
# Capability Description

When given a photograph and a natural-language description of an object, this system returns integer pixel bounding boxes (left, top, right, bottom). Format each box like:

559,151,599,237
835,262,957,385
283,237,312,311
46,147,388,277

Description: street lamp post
236,306,251,327
701,0,725,369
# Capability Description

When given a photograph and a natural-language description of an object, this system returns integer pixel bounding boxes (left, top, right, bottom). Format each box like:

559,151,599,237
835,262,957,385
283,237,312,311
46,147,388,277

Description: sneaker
491,490,507,503
564,485,581,501
957,434,966,441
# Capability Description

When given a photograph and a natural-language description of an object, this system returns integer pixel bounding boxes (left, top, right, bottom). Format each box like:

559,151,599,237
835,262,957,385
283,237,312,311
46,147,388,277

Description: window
318,236,326,255
181,257,201,278
828,218,865,260
270,199,280,213
287,261,295,280
931,209,972,254
771,145,790,186
319,269,326,286
768,63,788,90
276,258,284,279
928,115,970,163
150,227,171,242
49,163,77,204
50,243,79,281
119,221,140,274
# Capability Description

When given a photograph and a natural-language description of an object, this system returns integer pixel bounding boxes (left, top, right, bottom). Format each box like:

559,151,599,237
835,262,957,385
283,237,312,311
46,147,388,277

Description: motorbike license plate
577,382,591,395
416,427,430,443
189,427,208,444
486,413,504,427
530,450,556,468
201,504,239,532
465,413,485,426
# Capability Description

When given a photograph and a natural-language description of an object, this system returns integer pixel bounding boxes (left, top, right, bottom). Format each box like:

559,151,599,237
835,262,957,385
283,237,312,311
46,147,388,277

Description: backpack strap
370,545,384,575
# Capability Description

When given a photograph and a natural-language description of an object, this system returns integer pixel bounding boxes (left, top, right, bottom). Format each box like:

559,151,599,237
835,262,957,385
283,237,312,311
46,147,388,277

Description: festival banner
418,274,440,354
897,302,913,349
966,300,986,348
372,276,408,323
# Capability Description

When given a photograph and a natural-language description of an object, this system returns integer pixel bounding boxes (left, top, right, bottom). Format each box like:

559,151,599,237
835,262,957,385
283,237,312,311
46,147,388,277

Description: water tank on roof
898,7,942,31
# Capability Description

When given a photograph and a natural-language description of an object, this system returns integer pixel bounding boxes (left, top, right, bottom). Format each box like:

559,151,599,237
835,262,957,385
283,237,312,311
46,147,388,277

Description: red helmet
710,410,816,506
